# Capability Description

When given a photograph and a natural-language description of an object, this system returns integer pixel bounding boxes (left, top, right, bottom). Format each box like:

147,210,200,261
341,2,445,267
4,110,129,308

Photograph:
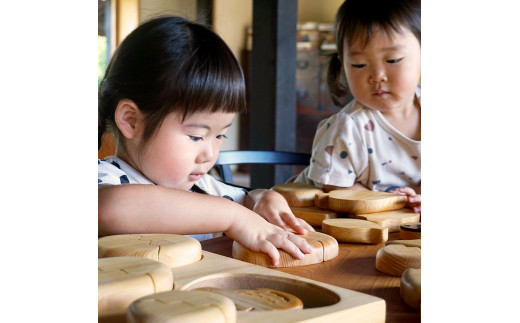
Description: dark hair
327,0,421,106
98,16,246,150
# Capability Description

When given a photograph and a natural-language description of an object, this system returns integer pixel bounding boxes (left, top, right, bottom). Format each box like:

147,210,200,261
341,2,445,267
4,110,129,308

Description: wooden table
201,232,420,323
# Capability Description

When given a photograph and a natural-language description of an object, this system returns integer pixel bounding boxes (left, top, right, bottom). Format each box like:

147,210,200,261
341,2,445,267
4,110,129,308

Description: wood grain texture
400,223,421,240
314,192,329,209
385,239,421,249
400,268,421,310
98,257,174,319
328,190,407,214
290,206,338,227
196,288,303,311
376,244,421,276
271,182,324,207
322,218,388,244
353,209,420,232
127,290,236,323
232,231,338,268
98,234,202,268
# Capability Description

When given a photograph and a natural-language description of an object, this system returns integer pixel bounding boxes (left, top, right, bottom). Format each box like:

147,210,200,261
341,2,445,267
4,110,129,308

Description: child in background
293,0,421,212
98,16,313,266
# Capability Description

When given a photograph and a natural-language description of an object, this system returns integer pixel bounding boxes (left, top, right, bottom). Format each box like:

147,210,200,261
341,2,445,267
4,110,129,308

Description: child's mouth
189,173,205,181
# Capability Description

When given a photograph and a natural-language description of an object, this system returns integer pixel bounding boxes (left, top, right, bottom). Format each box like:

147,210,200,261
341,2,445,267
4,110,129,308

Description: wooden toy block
322,218,388,244
353,208,420,232
385,239,421,249
127,290,237,323
375,244,421,276
98,257,174,321
98,234,202,268
232,231,338,268
400,222,421,240
271,182,324,207
328,190,407,214
400,268,421,310
290,206,338,227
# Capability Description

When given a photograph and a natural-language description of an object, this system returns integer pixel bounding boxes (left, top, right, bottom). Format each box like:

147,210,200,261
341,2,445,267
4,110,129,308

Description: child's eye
387,58,403,64
351,63,366,69
189,136,204,142
216,134,228,140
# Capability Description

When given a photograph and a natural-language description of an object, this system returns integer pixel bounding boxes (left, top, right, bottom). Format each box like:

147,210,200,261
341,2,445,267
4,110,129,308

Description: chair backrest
213,150,311,185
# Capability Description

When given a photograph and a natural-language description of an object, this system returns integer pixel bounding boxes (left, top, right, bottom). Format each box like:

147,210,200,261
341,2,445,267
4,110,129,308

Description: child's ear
114,99,143,139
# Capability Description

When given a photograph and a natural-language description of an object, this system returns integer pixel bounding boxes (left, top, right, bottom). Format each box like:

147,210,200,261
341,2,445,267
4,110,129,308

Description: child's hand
226,211,313,266
247,189,315,235
390,187,421,213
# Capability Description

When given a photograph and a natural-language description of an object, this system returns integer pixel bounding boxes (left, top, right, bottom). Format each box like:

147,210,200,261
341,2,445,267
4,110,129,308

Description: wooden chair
213,150,311,187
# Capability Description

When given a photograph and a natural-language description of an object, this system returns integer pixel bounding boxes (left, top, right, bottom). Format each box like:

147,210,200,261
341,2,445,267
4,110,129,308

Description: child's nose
369,65,388,84
197,143,215,164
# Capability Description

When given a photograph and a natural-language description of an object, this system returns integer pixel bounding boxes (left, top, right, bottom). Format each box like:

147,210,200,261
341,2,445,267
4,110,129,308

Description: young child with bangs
293,0,421,213
98,16,313,266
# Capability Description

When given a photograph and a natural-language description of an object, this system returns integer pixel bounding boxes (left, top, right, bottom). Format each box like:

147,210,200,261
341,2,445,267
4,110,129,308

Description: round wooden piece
232,231,338,268
314,192,330,209
385,239,421,249
375,244,421,276
328,190,407,214
400,222,421,240
98,234,202,268
290,206,338,227
400,268,421,310
98,257,174,316
353,209,420,232
127,290,236,323
196,288,303,311
271,182,324,207
322,218,388,244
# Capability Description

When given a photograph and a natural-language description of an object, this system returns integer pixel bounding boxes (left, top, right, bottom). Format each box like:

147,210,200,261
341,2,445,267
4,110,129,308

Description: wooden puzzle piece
328,190,407,214
290,206,338,227
400,268,421,310
127,290,236,323
322,218,388,244
232,231,338,268
196,288,303,311
98,257,174,319
98,234,202,268
353,209,420,232
375,244,421,276
271,182,324,207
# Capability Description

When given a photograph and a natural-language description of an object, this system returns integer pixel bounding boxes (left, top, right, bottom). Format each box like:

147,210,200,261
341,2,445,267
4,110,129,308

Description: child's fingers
258,239,281,266
287,233,313,254
390,187,416,197
279,212,308,235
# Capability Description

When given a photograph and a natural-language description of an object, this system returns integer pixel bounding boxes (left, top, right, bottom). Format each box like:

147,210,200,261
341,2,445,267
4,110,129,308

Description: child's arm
244,189,315,235
99,184,312,266
389,187,421,213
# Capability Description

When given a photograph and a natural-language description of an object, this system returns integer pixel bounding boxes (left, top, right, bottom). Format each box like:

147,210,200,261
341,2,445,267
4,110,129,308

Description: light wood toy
314,192,330,209
271,182,324,207
322,218,388,244
290,206,338,227
400,222,421,240
375,244,421,276
196,287,303,311
127,290,237,323
385,239,421,249
98,234,202,268
98,257,174,322
232,231,338,268
353,208,420,232
328,190,407,214
400,268,421,310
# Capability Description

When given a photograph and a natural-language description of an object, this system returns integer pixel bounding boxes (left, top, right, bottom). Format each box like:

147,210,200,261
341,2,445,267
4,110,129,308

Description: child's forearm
98,184,243,236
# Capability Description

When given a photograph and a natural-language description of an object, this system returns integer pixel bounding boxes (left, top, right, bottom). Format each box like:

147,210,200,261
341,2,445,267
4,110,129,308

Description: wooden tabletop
201,232,420,323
